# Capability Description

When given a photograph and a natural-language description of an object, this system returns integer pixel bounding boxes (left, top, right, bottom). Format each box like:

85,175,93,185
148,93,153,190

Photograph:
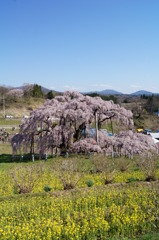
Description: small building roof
150,133,159,139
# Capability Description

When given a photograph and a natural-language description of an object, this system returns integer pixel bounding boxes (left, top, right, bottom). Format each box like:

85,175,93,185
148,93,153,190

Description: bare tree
53,159,80,190
91,155,116,184
11,164,45,194
136,152,158,181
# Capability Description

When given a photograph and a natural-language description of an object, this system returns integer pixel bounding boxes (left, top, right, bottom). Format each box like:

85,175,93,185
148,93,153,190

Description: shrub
55,159,80,190
44,186,52,192
13,186,19,194
86,179,94,187
116,158,131,172
11,163,45,194
91,155,116,184
127,177,136,183
136,152,158,182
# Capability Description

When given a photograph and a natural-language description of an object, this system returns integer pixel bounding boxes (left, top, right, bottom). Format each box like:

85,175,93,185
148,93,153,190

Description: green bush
44,186,52,192
127,177,136,183
13,186,19,194
86,179,94,187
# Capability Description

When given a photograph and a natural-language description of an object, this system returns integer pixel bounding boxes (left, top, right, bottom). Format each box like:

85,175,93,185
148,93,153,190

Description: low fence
11,150,134,163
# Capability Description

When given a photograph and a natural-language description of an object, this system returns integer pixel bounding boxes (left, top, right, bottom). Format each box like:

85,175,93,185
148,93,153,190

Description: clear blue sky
0,0,159,93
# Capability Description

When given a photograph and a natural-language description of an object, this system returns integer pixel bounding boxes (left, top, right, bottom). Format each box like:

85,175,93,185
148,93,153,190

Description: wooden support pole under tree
112,150,114,159
103,150,106,157
39,121,43,160
45,153,47,162
95,112,99,144
3,95,5,118
110,118,114,135
30,133,34,155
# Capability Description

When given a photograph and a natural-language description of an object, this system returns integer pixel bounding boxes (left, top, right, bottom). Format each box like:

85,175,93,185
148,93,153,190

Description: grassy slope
121,97,159,131
0,97,45,118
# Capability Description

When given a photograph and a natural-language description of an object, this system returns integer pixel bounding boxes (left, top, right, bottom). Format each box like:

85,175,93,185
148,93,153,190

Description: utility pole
3,95,5,118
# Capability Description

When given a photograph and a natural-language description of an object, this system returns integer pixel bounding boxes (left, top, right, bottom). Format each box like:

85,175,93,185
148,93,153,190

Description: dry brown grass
136,153,158,181
91,155,116,184
52,159,80,190
0,97,45,118
11,163,45,194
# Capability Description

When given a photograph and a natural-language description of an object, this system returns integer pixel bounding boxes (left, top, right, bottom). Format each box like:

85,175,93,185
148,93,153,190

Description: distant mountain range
130,90,158,96
11,85,159,96
84,89,122,95
85,89,159,96
98,89,123,95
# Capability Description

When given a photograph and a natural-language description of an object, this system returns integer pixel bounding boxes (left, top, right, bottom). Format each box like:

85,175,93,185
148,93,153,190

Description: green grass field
0,118,21,126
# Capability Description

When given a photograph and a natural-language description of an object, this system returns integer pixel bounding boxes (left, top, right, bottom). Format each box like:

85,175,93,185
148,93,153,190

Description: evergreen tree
32,84,43,98
47,91,54,99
